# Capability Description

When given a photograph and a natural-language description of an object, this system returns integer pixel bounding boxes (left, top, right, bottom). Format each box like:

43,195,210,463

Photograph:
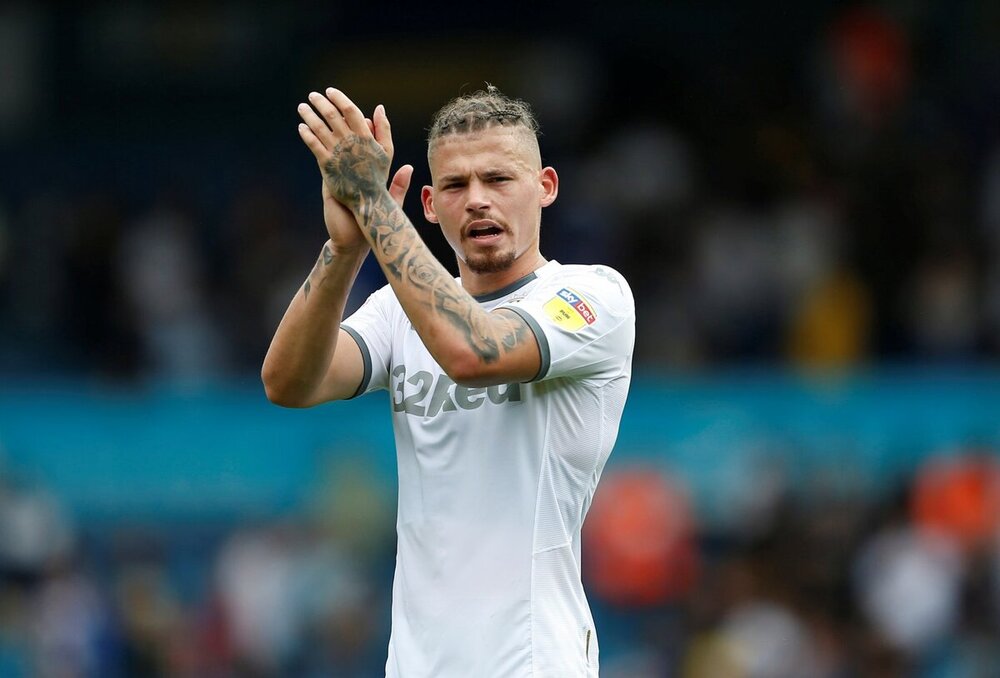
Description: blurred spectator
215,525,300,673
854,526,964,658
584,468,698,607
32,563,109,677
912,453,1000,551
0,477,74,584
824,7,911,129
118,196,226,382
717,600,820,678
787,268,872,368
690,207,782,360
903,251,980,358
68,192,140,379
0,2,999,676
682,555,826,678
216,182,311,372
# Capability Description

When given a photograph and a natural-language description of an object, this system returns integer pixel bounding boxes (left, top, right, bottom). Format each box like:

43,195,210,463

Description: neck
459,251,547,297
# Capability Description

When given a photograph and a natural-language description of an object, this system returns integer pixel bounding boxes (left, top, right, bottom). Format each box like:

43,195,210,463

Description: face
421,126,558,278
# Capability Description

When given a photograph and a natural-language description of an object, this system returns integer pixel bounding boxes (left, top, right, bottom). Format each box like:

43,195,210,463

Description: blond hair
428,84,540,144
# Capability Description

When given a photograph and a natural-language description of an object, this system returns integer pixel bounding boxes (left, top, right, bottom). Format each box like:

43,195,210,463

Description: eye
488,176,511,183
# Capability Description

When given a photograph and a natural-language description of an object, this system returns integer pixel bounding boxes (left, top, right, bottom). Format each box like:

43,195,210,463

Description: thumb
388,164,414,206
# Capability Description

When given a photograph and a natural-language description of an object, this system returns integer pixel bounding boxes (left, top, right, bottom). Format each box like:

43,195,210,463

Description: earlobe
539,167,559,208
421,185,439,223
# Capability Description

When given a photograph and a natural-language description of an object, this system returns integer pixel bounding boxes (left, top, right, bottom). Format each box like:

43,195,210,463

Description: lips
464,219,505,241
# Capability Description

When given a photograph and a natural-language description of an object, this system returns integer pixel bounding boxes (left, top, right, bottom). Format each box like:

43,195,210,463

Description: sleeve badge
543,288,598,331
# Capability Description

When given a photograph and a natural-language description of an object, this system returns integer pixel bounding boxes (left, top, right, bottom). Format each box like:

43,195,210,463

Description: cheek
437,220,464,248
434,193,464,219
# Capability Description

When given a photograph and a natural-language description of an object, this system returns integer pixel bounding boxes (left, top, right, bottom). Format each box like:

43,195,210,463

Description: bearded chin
466,249,517,274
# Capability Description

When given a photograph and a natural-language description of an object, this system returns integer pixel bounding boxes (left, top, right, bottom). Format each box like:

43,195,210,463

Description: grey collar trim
472,271,539,302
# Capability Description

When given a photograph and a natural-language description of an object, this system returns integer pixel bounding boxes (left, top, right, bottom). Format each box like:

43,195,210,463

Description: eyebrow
438,167,514,184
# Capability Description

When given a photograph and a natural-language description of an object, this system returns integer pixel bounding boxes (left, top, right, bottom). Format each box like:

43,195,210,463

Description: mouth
464,219,505,244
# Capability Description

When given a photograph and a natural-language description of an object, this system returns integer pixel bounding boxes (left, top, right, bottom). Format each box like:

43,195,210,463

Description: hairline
426,125,543,174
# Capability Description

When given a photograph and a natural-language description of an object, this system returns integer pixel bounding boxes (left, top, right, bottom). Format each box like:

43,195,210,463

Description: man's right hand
297,90,413,253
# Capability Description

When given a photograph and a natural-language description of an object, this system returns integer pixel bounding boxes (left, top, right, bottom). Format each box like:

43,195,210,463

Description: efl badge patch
543,288,597,331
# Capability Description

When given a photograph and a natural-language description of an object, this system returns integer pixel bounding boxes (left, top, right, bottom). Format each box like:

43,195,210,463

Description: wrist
326,239,369,261
304,240,368,302
350,186,391,226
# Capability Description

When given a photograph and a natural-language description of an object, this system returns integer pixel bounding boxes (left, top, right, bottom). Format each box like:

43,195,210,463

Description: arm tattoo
494,310,531,351
362,198,526,359
302,243,334,300
322,137,389,213
322,134,533,366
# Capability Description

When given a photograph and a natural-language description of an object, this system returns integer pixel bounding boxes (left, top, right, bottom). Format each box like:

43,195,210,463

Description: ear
539,167,559,208
421,185,438,223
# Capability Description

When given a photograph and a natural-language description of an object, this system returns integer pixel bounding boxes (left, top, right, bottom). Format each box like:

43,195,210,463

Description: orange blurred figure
584,468,698,606
912,454,1000,550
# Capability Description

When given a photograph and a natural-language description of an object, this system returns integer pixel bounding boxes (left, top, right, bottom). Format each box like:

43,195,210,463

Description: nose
464,180,490,213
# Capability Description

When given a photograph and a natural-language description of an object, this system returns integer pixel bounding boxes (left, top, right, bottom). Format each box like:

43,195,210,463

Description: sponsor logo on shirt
391,366,522,417
543,288,597,331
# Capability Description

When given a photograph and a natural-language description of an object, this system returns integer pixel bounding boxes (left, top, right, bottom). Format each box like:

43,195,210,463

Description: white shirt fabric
341,260,635,677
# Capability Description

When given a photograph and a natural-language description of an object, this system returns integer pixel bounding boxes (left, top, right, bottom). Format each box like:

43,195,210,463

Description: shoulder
532,264,634,316
555,264,633,297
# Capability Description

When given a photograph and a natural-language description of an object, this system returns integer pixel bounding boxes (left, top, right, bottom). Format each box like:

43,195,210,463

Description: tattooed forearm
353,188,531,364
495,311,531,350
319,133,532,367
302,242,335,300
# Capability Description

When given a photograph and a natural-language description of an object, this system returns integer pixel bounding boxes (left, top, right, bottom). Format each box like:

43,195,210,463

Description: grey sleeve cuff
501,306,551,382
340,324,372,399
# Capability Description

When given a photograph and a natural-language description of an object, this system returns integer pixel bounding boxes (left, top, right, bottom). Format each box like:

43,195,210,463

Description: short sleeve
498,266,635,382
341,284,395,397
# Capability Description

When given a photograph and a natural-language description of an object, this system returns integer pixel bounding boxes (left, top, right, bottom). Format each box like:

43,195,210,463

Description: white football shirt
341,260,635,677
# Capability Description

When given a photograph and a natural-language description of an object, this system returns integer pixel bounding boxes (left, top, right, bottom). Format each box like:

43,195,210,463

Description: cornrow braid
428,84,540,144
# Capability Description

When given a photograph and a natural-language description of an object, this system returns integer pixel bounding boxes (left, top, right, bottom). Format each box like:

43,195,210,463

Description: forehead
428,126,540,177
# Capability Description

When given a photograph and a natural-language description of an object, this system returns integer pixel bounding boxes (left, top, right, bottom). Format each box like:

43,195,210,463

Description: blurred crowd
2,3,1000,677
1,4,1000,380
1,448,999,677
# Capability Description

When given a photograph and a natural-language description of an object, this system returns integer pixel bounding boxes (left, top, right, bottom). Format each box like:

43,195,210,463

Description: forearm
262,241,367,405
352,187,524,382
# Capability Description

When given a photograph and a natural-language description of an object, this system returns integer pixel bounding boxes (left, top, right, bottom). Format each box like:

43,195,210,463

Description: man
262,86,634,677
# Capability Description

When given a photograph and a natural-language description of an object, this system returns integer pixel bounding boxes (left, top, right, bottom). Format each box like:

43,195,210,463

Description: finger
308,91,350,137
365,118,375,136
297,102,335,150
388,164,414,206
325,88,372,138
373,104,395,160
297,123,329,161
